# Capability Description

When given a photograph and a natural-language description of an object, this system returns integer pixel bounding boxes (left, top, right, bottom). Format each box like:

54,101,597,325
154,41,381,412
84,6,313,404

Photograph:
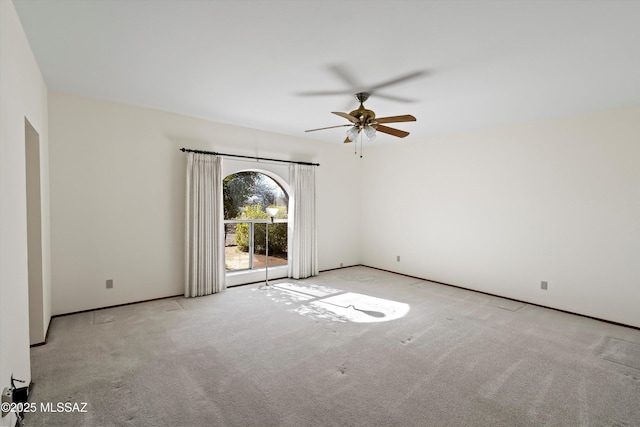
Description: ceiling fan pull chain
354,133,357,156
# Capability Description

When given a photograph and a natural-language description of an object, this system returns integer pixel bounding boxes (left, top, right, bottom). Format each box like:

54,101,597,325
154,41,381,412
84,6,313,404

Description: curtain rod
179,148,320,166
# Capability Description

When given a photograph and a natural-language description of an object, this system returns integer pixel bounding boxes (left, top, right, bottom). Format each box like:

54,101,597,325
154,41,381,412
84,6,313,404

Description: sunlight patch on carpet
311,292,410,323
274,282,341,299
262,282,410,323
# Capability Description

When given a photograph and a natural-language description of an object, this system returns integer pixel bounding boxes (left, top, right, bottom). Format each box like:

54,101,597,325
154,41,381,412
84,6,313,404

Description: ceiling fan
305,92,416,143
298,65,427,104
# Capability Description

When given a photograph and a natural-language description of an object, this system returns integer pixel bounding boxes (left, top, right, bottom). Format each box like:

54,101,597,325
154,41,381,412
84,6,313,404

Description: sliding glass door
223,171,288,272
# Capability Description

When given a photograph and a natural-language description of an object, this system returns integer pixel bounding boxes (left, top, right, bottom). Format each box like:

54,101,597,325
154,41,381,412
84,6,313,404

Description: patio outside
225,234,287,271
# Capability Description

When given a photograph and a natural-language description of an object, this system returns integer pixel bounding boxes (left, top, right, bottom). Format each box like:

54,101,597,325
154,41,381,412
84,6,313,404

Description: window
223,172,288,272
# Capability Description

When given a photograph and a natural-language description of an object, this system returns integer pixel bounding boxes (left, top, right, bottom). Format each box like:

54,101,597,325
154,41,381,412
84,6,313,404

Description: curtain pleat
288,164,318,279
185,153,225,297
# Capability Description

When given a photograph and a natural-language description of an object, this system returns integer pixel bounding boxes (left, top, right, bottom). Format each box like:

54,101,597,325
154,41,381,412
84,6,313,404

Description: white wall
0,1,50,425
361,107,640,328
48,91,361,315
47,91,640,327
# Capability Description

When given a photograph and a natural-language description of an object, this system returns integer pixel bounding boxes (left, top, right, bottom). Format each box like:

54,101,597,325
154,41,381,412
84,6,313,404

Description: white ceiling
13,0,640,144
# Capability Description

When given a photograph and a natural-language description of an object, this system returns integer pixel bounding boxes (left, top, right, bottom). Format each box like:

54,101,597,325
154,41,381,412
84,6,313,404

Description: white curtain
185,153,226,297
288,164,318,279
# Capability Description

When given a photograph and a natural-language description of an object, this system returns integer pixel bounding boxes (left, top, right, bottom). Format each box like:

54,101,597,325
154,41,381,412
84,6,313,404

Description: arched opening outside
223,171,289,273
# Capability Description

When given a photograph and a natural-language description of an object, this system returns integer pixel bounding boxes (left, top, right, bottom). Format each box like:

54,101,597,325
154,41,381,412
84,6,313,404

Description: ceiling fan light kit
364,125,376,139
305,92,416,149
346,126,359,142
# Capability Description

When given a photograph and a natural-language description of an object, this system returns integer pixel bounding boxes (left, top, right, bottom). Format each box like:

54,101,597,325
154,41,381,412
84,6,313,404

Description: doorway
25,118,44,345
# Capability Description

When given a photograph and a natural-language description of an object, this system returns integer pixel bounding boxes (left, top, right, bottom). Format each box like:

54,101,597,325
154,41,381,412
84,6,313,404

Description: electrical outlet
106,279,113,289
397,256,400,262
541,281,548,290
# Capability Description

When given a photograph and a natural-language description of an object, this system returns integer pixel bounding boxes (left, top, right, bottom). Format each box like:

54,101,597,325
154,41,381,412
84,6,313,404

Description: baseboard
362,264,640,332
32,266,354,347
48,294,184,321
29,322,51,348
36,265,637,340
319,264,360,273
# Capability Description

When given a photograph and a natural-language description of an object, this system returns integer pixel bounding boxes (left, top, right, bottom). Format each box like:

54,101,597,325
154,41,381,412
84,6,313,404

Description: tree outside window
223,172,288,271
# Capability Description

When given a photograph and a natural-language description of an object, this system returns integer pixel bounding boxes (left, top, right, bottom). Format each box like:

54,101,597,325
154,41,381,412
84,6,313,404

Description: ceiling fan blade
369,70,428,91
305,124,352,132
332,111,360,123
329,64,360,89
297,64,361,98
375,124,410,138
374,115,417,124
372,93,418,103
297,89,352,97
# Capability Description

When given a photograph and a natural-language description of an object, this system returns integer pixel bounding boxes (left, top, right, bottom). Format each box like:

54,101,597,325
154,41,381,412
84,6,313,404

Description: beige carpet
26,266,640,426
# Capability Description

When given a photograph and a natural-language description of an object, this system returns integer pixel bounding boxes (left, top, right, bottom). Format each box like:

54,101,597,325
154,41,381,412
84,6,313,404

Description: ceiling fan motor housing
350,93,376,125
